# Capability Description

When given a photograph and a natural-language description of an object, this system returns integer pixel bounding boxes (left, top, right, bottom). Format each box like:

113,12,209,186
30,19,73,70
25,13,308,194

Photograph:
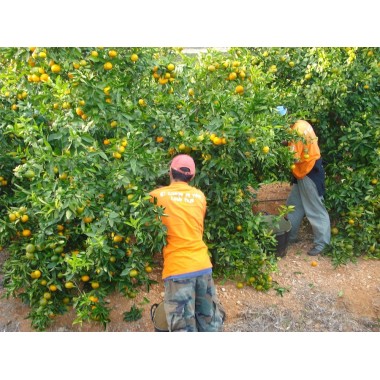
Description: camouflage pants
164,273,226,332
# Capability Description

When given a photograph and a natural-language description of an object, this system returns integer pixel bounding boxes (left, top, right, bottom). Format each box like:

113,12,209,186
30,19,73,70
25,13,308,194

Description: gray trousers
164,273,225,332
286,176,331,251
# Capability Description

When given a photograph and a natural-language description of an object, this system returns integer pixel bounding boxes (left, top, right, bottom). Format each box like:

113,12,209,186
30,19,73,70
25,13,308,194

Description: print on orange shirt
150,182,212,280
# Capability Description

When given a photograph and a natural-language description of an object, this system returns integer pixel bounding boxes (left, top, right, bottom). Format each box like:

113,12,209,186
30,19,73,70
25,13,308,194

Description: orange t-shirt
289,120,321,179
150,181,212,280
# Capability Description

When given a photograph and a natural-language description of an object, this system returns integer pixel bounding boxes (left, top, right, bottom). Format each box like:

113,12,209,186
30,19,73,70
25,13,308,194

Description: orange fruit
130,54,139,62
229,72,237,80
108,50,117,58
235,85,244,94
22,229,32,237
25,244,36,253
113,235,123,243
167,63,175,71
44,292,51,300
64,281,75,289
117,145,125,153
145,266,153,273
20,214,29,223
178,143,186,151
236,282,244,289
91,281,100,289
49,284,58,292
129,269,138,278
104,62,113,70
188,88,194,96
31,270,42,279
40,73,49,82
262,146,270,154
81,275,90,282
236,225,242,231
31,74,40,82
9,213,17,222
311,261,318,267
51,64,61,73
127,194,135,202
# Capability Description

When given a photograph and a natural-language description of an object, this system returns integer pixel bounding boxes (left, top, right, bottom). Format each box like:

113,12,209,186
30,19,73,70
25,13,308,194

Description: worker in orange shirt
277,107,331,256
150,154,225,331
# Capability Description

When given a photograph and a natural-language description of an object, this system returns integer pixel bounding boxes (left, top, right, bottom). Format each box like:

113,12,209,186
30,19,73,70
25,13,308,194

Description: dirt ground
1,183,379,332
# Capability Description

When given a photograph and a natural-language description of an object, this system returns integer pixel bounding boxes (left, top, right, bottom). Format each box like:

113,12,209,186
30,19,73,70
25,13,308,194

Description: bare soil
1,183,379,332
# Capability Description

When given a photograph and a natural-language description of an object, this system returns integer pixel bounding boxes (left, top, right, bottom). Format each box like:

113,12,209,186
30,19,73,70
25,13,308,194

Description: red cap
170,154,195,177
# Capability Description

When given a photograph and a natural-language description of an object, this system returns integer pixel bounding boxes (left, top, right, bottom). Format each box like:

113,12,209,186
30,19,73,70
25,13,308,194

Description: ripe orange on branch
51,64,61,73
104,62,113,70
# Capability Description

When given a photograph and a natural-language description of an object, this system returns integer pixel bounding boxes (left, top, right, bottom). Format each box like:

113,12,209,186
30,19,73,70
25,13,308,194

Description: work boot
308,247,322,256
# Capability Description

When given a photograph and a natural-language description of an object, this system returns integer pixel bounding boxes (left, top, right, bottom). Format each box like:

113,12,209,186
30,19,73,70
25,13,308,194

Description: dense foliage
0,47,378,330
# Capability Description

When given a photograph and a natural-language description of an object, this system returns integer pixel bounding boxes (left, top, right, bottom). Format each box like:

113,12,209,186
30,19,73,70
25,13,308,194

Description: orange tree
2,47,378,330
0,47,172,329
0,47,294,330
245,47,380,265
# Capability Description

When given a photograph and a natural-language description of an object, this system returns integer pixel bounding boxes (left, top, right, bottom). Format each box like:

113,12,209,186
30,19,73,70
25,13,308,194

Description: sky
0,1,378,47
